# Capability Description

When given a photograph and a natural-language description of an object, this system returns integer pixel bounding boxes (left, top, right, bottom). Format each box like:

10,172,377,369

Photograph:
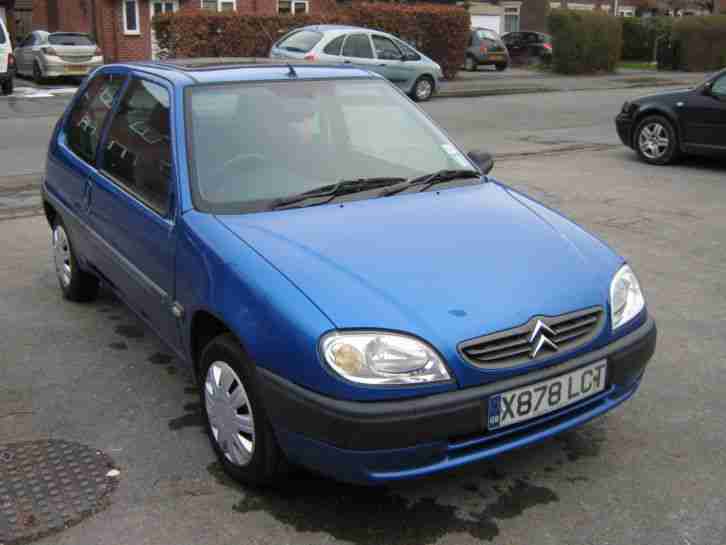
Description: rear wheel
635,115,679,165
33,61,45,85
464,55,477,72
199,333,287,486
495,63,508,72
412,76,434,102
52,218,99,301
0,77,12,96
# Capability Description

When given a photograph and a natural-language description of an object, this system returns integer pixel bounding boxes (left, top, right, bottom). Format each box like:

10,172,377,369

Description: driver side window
372,35,402,61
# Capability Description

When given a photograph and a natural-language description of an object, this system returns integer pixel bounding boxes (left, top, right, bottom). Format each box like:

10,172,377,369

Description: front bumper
259,317,656,484
616,114,634,148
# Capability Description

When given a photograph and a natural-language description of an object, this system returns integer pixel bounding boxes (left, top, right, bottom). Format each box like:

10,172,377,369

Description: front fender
175,211,336,393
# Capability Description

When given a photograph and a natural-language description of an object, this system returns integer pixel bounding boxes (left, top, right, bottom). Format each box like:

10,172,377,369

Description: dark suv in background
465,28,510,72
502,31,552,65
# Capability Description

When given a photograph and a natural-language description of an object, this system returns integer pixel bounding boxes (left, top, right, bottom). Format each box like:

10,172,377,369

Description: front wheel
199,333,287,486
464,55,477,72
52,219,99,301
635,115,679,165
411,76,434,102
495,63,508,72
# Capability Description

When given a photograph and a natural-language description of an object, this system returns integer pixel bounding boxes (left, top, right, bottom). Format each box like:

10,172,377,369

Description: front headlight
610,265,645,330
320,331,451,386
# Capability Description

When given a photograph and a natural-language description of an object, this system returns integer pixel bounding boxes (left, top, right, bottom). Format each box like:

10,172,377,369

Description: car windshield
476,29,499,41
276,30,322,53
48,33,94,46
187,79,476,213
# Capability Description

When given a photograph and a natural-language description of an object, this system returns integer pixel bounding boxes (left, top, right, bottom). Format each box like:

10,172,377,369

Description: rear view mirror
467,151,494,174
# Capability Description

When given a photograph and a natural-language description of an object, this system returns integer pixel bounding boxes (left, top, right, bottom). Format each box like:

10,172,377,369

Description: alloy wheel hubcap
639,122,669,159
204,361,255,466
465,58,475,70
416,80,432,100
52,226,72,288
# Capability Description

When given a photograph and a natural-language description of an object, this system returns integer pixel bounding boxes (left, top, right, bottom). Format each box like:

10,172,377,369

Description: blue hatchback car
42,59,656,486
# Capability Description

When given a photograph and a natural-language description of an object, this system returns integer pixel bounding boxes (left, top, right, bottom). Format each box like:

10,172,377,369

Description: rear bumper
41,58,103,78
260,317,657,484
0,70,13,81
616,114,634,148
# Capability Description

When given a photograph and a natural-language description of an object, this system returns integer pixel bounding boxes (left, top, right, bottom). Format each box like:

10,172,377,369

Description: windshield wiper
271,177,406,210
380,169,482,197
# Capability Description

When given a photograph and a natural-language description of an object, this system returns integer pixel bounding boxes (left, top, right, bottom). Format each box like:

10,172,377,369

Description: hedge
152,4,470,79
547,10,622,74
621,17,672,62
671,16,726,72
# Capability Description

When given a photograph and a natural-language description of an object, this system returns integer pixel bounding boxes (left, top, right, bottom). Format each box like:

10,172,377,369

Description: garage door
471,15,501,35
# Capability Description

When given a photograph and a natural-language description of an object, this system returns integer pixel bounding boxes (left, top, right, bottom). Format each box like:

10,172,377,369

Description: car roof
112,58,381,86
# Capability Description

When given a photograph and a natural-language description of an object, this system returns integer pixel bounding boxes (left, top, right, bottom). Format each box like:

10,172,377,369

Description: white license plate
487,360,607,430
64,65,88,75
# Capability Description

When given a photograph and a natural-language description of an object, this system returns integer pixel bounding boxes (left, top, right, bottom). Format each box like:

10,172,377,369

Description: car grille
60,55,93,63
459,306,604,368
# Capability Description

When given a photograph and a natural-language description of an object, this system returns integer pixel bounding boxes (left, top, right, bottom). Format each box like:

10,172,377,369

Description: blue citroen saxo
41,59,656,485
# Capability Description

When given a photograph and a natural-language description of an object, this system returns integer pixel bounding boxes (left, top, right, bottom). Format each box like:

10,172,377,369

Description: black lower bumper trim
258,317,656,451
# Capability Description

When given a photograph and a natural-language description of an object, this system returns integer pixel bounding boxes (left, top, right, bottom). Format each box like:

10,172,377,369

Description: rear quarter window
277,30,322,53
0,23,6,44
65,74,125,163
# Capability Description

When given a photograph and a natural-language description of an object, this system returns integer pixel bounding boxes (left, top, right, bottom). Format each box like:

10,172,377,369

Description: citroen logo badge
528,320,558,358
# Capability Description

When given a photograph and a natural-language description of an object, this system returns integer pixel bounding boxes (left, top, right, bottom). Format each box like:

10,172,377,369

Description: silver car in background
14,31,103,83
269,25,443,102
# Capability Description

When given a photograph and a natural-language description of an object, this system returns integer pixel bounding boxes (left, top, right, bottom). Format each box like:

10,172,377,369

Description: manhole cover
0,440,118,545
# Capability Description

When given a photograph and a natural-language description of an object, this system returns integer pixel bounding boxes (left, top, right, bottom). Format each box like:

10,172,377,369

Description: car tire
495,63,508,72
464,55,477,72
33,61,45,85
199,333,287,486
1,77,12,96
411,75,435,102
634,115,679,165
52,218,100,302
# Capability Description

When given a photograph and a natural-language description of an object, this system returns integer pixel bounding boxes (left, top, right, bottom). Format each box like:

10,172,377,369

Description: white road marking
1,86,78,99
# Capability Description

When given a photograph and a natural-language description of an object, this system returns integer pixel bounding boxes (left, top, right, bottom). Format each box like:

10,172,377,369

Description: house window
201,0,236,10
278,0,309,14
504,7,520,34
123,0,140,35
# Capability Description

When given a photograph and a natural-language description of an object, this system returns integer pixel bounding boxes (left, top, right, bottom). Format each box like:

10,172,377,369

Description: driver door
680,73,726,151
371,34,410,90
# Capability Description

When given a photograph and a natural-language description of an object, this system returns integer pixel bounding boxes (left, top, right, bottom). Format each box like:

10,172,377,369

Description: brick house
32,0,330,62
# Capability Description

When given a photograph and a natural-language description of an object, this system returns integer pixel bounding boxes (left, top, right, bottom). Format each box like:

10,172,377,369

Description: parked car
42,58,656,486
0,16,15,95
465,27,510,72
14,31,103,83
269,25,443,102
616,69,726,165
502,31,552,65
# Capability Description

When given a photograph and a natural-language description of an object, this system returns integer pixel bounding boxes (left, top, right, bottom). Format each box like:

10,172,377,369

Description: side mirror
467,151,494,174
702,82,712,96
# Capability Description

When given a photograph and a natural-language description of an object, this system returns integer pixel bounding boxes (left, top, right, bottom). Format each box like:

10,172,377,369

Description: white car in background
269,25,443,102
0,16,15,95
14,31,103,84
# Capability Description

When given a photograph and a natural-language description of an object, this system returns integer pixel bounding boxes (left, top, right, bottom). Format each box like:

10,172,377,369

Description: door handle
82,179,92,212
343,60,352,64
378,63,387,67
